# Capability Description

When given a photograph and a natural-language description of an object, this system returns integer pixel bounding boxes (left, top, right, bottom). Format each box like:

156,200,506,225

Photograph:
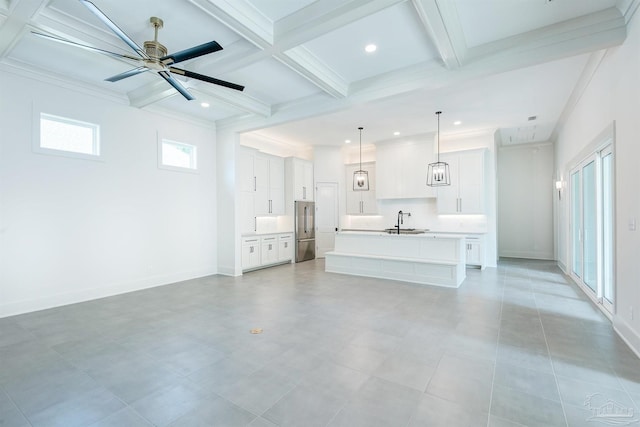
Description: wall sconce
555,180,563,200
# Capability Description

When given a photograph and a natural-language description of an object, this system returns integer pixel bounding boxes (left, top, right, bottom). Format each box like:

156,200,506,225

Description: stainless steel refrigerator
295,201,315,262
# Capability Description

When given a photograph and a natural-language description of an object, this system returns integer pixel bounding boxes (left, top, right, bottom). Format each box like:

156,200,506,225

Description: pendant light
353,126,369,191
427,111,451,186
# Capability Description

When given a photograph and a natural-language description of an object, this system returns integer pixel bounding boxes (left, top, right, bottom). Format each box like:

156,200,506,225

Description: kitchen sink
384,228,427,234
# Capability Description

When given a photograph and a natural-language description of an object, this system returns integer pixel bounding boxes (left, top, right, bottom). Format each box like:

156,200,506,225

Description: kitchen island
325,231,466,287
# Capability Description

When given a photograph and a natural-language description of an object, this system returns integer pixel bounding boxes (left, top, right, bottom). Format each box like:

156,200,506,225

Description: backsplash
343,198,488,233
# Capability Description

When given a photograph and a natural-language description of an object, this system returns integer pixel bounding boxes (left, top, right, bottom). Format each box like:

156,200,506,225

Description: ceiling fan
32,0,244,101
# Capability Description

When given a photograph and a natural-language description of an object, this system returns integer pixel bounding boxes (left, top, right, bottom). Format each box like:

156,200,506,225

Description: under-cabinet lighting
365,44,377,53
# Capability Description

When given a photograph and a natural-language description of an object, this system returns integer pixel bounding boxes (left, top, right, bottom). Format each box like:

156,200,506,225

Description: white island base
325,232,466,288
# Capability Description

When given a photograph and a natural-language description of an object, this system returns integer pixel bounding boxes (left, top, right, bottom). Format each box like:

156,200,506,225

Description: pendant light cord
358,126,364,170
435,111,441,163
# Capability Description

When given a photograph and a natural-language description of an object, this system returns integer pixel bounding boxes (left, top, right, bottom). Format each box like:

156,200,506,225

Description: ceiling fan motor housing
145,16,167,59
144,40,167,59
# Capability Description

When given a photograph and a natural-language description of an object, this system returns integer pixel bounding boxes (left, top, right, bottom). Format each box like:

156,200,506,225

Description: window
39,113,100,157
159,139,197,171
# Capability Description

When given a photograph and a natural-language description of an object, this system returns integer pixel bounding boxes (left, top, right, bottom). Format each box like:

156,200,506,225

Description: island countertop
325,231,466,287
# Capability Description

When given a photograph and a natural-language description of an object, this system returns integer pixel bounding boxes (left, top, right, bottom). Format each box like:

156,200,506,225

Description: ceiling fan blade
105,66,148,82
80,0,149,59
160,41,222,65
31,31,143,63
169,67,244,92
158,71,195,100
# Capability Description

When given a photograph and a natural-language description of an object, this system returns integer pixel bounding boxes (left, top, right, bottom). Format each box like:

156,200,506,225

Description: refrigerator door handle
304,206,308,233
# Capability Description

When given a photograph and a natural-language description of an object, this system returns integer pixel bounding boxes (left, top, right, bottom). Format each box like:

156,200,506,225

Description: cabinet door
241,239,261,269
303,162,314,201
239,150,255,192
269,156,285,215
239,192,256,234
278,235,293,261
374,144,400,199
458,150,485,214
436,152,460,213
261,237,278,265
345,164,362,214
360,164,377,214
403,141,437,198
466,239,482,266
253,155,270,215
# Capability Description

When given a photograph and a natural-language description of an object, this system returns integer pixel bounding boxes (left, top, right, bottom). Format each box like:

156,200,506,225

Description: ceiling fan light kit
427,111,451,187
31,0,244,101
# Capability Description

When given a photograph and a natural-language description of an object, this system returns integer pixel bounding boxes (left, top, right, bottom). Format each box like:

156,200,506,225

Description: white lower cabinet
241,233,294,271
261,236,278,265
241,237,261,270
278,234,293,262
465,236,484,269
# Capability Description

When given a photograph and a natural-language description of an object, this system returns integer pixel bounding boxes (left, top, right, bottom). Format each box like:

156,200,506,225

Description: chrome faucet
395,210,411,234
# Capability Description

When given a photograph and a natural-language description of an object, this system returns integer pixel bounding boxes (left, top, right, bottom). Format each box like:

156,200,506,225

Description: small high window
159,139,198,171
39,113,100,157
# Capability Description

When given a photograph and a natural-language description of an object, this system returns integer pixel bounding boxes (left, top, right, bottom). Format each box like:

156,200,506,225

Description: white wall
0,70,218,317
498,143,554,259
555,11,640,355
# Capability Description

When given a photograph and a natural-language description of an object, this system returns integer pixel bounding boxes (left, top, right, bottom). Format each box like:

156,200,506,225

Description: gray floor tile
130,380,214,426
0,259,637,426
328,377,422,427
166,395,256,426
373,352,438,391
493,360,560,402
425,353,494,413
490,384,566,427
407,393,489,427
215,365,298,415
0,389,30,427
557,375,637,411
299,359,368,399
262,383,346,427
88,408,153,427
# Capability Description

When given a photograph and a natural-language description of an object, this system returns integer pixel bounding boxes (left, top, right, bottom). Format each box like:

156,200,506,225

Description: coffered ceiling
0,0,636,148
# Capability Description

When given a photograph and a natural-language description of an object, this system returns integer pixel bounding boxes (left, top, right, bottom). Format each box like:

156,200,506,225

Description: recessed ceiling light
453,121,462,126
345,139,351,144
393,131,400,136
365,44,377,53
200,102,210,108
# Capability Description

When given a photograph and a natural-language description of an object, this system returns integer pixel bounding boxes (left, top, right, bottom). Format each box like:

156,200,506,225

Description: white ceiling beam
0,0,48,58
278,46,348,98
411,0,467,69
467,7,625,63
187,0,273,49
195,84,271,117
128,79,179,108
127,74,270,117
275,0,405,49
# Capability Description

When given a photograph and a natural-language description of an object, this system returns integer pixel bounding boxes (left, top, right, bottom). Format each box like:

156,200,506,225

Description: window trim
34,112,102,161
157,137,199,173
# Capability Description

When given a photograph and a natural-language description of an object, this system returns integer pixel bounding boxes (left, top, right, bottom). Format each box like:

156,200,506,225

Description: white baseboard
0,266,217,319
613,315,640,359
498,250,555,260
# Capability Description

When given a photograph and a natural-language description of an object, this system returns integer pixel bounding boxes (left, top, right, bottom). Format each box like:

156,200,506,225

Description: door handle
304,206,308,233
254,176,256,192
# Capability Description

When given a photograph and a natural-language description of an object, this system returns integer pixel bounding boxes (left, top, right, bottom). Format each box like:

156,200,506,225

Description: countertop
340,229,487,235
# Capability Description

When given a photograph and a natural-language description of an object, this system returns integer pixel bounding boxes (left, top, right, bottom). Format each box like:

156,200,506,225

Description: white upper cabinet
436,148,487,214
287,158,314,201
254,154,284,216
376,139,436,199
239,148,285,225
345,162,377,214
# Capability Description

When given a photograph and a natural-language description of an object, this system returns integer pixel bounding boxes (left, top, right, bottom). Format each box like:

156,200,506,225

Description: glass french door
570,144,614,313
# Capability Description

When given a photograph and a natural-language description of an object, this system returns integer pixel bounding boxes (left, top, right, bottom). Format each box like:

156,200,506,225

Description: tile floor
1,259,639,427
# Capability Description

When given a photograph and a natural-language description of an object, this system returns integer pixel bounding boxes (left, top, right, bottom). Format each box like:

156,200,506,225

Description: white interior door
315,182,338,258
